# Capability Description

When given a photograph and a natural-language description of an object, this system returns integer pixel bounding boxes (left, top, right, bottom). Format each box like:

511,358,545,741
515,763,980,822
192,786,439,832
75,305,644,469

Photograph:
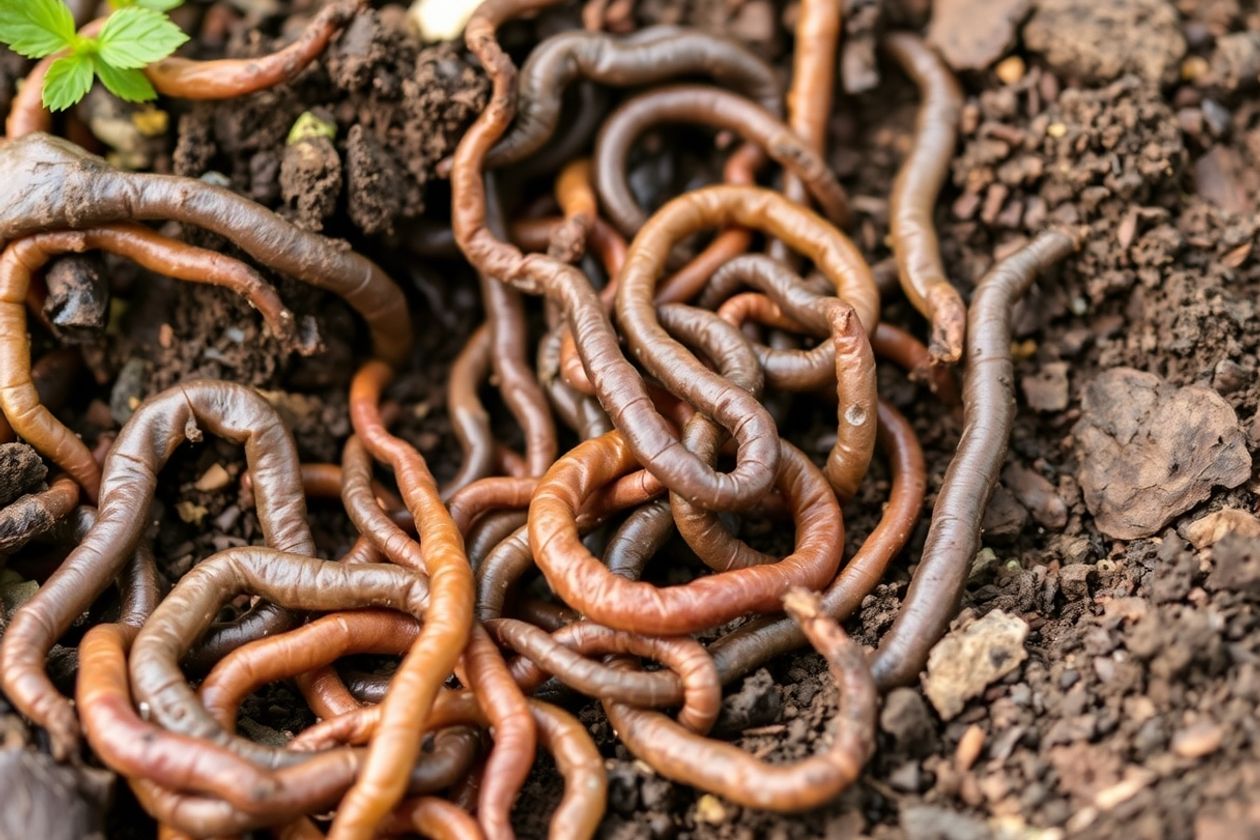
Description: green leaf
0,0,76,59
135,0,185,10
91,56,156,102
97,6,186,69
42,52,92,111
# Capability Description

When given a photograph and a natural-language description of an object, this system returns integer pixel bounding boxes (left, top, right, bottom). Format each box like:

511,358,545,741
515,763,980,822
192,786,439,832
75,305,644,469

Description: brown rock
927,0,1031,71
1074,368,1252,540
1181,509,1260,549
1024,0,1185,85
1004,463,1069,529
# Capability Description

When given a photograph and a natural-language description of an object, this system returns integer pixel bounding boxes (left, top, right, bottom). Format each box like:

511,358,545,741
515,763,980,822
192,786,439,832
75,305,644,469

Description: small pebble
1171,722,1223,759
955,724,986,772
995,55,1025,84
694,794,728,825
194,463,231,492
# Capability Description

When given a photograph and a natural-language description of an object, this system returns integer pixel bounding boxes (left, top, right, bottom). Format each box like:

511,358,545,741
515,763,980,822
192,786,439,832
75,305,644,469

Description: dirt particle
694,794,728,825
1074,367,1252,539
1181,508,1260,550
924,610,1029,720
1171,721,1224,759
927,0,1030,71
0,749,111,840
280,131,342,232
194,464,232,493
0,444,48,509
1021,361,1069,413
1024,0,1185,85
955,724,986,772
880,687,940,757
900,803,993,840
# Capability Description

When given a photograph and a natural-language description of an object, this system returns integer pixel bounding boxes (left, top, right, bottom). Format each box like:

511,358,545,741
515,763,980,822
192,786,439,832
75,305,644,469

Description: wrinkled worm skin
871,230,1076,689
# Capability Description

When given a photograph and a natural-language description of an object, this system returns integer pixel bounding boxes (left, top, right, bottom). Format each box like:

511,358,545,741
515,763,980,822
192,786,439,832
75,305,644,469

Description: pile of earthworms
0,0,1078,837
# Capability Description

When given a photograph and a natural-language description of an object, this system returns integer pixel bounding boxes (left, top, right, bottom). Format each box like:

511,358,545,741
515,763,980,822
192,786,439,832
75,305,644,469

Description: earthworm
0,224,316,499
487,25,781,167
198,610,422,732
338,360,474,839
340,436,425,571
884,32,967,365
145,1,362,99
529,431,842,635
0,474,79,556
602,589,877,810
0,135,409,366
461,623,537,840
593,85,852,236
709,400,925,682
242,460,410,530
538,325,611,439
454,0,782,511
507,82,610,181
549,158,599,263
779,0,840,209
488,618,721,733
468,509,529,568
872,322,960,406
476,524,532,621
0,348,81,445
1,380,312,760
482,174,557,477
381,797,486,839
446,325,499,496
871,230,1075,689
5,2,362,138
448,476,538,535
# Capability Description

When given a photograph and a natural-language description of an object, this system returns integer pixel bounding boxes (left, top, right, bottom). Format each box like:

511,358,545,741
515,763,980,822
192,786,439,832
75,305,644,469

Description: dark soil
2,1,1259,839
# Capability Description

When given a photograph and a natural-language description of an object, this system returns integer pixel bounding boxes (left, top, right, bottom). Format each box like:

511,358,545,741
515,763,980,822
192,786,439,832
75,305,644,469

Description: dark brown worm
487,25,781,167
593,85,852,236
1,381,312,760
871,230,1075,688
488,618,721,733
446,324,499,496
0,135,409,366
884,31,967,365
454,0,782,512
0,474,79,556
602,589,876,810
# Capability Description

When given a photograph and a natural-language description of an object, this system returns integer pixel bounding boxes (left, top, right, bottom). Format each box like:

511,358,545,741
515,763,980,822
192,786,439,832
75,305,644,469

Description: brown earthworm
871,230,1075,688
381,797,486,839
0,135,409,366
884,31,967,365
467,509,529,568
487,25,781,167
0,347,81,445
593,85,852,236
454,0,782,511
337,360,474,839
549,158,599,263
779,0,841,209
0,224,316,499
529,431,842,635
447,476,538,536
340,436,425,571
6,2,362,138
1,380,312,760
602,589,876,810
488,618,721,733
446,324,499,496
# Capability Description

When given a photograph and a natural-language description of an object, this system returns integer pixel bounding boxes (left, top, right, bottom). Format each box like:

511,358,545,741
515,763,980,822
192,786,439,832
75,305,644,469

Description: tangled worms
0,0,1086,834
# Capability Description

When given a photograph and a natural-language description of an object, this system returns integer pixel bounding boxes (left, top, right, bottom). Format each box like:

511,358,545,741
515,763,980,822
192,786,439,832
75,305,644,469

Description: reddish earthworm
487,25,781,167
6,2,362,138
593,85,852,236
339,359,474,839
381,797,486,840
549,158,599,263
198,610,422,732
538,325,611,439
529,430,843,635
1,380,312,760
1,224,315,499
872,230,1075,689
454,0,782,512
872,322,961,406
884,31,967,365
0,135,409,366
603,589,877,810
461,623,537,840
488,618,721,733
340,436,425,571
0,347,81,445
241,461,406,523
0,474,79,556
779,0,841,208
709,400,925,682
